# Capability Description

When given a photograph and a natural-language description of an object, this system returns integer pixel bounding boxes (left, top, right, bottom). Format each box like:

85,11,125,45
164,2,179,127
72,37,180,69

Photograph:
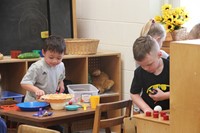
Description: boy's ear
158,50,162,57
42,49,45,56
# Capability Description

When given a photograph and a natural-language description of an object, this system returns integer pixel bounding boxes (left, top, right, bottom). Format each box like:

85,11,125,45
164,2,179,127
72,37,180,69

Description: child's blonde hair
140,19,166,46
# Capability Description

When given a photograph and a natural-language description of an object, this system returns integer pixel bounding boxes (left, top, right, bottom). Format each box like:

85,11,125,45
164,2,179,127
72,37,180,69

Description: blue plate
17,102,49,111
65,105,80,111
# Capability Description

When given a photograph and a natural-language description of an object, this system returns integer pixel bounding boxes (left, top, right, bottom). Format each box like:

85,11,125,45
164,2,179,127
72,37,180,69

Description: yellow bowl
40,93,73,110
50,102,67,110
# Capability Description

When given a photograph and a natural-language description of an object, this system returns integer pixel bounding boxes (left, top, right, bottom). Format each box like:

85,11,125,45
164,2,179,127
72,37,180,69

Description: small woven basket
171,27,188,41
64,38,99,55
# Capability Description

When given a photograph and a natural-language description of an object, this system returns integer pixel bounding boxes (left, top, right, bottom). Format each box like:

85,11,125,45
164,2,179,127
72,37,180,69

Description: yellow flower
155,16,163,22
183,12,189,21
165,23,174,32
173,19,184,26
154,4,189,32
164,15,173,24
162,4,172,11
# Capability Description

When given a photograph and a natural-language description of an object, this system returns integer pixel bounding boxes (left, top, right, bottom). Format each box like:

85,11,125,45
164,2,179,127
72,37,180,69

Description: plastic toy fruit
69,101,73,105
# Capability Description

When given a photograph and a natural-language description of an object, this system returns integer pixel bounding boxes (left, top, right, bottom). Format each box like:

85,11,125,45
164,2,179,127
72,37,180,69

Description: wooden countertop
133,111,170,125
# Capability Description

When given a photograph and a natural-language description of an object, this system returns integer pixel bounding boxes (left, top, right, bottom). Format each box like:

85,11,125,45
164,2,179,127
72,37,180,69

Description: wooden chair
92,99,132,133
17,124,60,133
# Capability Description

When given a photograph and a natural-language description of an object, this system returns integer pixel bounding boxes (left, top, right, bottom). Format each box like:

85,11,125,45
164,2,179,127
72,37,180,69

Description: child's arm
57,80,65,93
21,84,45,98
149,88,170,102
131,93,153,113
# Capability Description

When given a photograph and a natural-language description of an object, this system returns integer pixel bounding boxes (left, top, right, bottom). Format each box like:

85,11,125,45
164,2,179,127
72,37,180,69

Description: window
170,0,200,31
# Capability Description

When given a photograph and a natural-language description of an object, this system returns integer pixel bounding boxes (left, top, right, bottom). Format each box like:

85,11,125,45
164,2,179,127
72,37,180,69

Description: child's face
137,51,162,74
42,50,64,67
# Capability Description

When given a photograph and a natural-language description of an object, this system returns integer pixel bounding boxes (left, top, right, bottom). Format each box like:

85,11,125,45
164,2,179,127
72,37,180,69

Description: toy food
154,105,162,112
68,101,73,105
40,93,73,110
40,93,73,103
18,52,40,59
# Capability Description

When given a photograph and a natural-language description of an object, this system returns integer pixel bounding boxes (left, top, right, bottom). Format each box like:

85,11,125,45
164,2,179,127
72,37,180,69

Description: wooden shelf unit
170,39,200,133
0,51,122,102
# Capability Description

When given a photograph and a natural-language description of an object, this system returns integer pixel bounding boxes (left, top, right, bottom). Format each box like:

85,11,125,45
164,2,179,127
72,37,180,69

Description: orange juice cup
90,95,100,109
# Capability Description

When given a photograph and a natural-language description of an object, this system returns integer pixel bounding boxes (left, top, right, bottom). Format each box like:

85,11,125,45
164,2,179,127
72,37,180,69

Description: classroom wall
76,0,164,100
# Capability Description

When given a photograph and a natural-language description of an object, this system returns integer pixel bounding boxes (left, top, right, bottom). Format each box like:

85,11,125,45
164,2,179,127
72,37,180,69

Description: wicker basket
64,38,99,55
171,27,188,41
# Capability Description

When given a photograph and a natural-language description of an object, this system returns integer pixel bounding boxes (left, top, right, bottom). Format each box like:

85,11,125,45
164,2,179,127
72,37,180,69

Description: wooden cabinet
161,32,173,54
134,113,170,133
170,39,200,133
0,51,121,132
0,51,121,102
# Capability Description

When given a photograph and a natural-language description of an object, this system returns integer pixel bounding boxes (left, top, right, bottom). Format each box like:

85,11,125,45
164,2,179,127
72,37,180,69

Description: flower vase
171,27,187,41
165,32,173,41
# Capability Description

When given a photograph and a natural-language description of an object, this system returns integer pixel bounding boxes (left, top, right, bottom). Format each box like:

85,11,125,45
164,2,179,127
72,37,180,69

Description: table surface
0,107,95,127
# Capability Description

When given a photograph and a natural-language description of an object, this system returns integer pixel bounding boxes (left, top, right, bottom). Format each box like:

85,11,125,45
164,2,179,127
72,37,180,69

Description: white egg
154,105,162,111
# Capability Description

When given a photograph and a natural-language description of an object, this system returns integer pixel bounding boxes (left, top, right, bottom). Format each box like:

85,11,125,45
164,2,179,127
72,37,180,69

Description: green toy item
18,52,40,59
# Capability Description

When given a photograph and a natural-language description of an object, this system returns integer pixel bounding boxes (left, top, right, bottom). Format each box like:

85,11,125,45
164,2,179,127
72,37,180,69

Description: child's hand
57,81,65,93
57,86,65,93
147,87,158,95
35,89,45,98
149,88,165,102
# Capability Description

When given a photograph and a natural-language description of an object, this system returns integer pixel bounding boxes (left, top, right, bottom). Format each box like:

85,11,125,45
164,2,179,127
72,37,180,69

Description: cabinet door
171,41,200,133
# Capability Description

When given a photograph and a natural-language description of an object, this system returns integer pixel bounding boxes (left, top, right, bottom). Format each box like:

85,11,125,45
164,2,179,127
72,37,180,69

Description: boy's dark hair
43,35,66,54
133,35,158,61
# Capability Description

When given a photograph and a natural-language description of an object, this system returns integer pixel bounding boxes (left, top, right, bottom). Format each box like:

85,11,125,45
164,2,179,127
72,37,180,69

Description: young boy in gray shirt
21,35,66,132
21,35,66,101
